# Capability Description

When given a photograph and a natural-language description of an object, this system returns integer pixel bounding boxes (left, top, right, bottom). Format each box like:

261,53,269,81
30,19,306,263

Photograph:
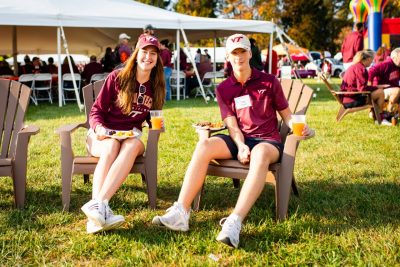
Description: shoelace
219,217,240,232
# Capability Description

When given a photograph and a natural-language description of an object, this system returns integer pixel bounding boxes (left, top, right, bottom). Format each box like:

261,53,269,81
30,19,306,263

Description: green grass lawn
1,78,400,265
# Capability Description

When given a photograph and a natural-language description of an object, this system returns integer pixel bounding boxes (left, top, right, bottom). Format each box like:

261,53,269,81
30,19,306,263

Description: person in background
340,50,389,125
368,47,400,117
143,24,156,36
264,48,278,76
61,56,79,74
32,57,43,74
45,57,58,74
204,49,211,60
373,46,386,65
223,60,233,78
152,33,311,249
115,33,132,65
19,55,34,75
194,48,201,69
178,49,188,71
341,22,364,70
82,55,103,84
322,59,332,79
160,39,173,100
101,47,116,72
0,60,14,76
249,38,263,71
81,34,165,234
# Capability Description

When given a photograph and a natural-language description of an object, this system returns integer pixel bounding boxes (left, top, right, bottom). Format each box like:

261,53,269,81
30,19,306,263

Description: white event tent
0,0,290,107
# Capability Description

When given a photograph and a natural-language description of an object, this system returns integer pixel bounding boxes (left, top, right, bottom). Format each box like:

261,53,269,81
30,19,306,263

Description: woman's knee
101,139,121,158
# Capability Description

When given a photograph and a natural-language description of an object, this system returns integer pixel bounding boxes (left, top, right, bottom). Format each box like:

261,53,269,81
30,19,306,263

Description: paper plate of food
105,129,140,140
192,121,226,131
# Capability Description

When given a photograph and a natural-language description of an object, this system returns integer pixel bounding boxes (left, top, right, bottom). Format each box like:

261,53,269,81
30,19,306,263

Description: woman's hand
237,144,250,165
95,125,107,140
302,124,311,137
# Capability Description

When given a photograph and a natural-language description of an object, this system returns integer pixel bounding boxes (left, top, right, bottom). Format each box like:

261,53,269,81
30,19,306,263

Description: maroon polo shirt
89,70,154,131
160,49,173,68
82,62,103,81
341,31,363,63
216,68,288,143
340,62,376,104
368,58,400,87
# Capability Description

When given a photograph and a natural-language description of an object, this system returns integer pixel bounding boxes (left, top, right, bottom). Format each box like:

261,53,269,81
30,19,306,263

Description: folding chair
18,74,36,105
62,73,81,105
32,73,53,104
89,73,106,83
170,70,186,100
195,71,225,98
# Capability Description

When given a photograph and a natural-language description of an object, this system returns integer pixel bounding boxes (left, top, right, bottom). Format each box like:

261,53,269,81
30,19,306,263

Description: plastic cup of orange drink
291,115,306,136
150,110,163,130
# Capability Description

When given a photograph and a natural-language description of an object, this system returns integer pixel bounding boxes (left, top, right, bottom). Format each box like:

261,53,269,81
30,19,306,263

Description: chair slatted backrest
320,74,342,104
83,80,105,127
278,78,313,143
0,79,31,158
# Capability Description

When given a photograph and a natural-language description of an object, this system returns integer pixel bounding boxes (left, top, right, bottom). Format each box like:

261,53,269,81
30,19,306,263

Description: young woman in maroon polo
368,48,400,113
152,34,311,249
340,50,387,124
81,34,165,234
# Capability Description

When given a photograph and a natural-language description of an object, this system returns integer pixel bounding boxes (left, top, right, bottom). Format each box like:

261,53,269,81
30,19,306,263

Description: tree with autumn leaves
136,0,400,53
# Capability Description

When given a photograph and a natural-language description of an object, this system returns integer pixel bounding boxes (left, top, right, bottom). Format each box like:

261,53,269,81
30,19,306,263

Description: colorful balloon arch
350,0,368,23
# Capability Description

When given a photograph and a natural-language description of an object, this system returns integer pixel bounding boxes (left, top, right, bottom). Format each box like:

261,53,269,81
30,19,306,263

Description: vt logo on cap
226,34,251,54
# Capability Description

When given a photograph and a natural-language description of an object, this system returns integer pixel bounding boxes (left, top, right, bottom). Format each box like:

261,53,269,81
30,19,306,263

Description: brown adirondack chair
56,80,163,211
192,79,315,221
0,79,39,208
320,74,381,124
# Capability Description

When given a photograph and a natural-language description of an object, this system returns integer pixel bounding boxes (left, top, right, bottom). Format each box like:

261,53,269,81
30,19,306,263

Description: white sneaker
103,204,125,231
81,199,106,226
86,219,104,234
381,119,392,126
151,202,190,231
216,214,242,248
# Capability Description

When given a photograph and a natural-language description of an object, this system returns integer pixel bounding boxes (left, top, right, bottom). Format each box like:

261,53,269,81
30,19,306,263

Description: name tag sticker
234,95,252,110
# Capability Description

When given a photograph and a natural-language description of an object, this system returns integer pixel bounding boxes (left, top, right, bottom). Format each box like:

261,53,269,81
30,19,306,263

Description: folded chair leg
232,178,240,189
192,185,204,212
83,174,90,184
291,174,299,196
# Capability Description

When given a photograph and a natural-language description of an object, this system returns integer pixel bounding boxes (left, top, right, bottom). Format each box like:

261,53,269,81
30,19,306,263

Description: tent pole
176,29,180,100
57,27,62,107
12,26,18,76
180,28,207,103
213,31,217,86
60,25,84,111
213,31,217,73
268,26,273,74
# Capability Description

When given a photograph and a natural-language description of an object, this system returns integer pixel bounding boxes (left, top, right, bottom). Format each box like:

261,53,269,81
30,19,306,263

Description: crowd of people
338,22,400,126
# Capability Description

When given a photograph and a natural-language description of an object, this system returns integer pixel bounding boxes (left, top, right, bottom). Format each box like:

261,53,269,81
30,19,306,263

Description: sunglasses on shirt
137,84,146,105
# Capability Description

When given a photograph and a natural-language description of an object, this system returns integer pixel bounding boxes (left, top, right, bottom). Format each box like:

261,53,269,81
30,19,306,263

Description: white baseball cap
119,33,131,40
226,34,251,54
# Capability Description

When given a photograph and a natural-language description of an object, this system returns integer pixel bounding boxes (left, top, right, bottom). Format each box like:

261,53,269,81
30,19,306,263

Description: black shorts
214,134,284,162
343,95,367,108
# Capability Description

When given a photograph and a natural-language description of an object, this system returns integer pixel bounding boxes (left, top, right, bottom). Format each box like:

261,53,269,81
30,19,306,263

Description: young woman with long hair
81,34,165,233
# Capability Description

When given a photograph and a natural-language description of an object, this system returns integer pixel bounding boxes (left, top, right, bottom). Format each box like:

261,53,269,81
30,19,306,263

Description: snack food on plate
194,121,225,129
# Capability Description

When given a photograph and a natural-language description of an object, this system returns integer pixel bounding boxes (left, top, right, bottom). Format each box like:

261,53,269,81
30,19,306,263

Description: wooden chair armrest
19,125,40,136
334,91,371,95
14,125,40,166
55,123,87,135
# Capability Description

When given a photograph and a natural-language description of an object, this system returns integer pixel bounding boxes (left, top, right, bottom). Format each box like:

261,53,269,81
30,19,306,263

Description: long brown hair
117,47,166,114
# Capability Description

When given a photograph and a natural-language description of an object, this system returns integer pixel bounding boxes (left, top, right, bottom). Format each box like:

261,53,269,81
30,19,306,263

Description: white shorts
384,88,392,100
